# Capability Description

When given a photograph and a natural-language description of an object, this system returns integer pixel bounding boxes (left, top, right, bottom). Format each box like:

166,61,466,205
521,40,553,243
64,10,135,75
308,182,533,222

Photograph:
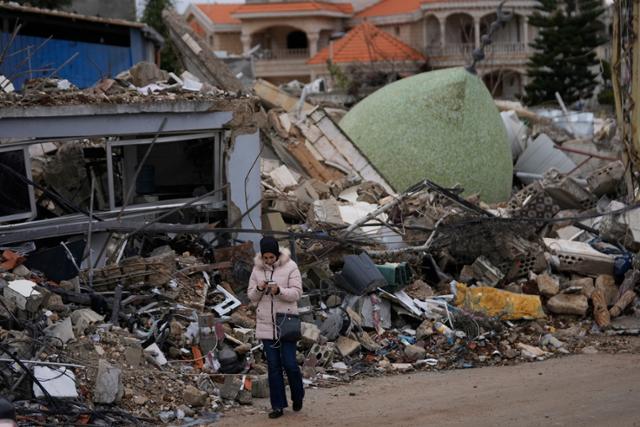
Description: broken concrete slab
70,308,105,336
33,366,78,399
4,280,43,312
544,238,615,276
335,336,361,358
547,294,588,316
45,317,75,346
93,359,124,404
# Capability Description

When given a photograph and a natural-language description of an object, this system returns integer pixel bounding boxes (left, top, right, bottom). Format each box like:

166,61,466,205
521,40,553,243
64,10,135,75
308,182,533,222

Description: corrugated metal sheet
0,31,143,89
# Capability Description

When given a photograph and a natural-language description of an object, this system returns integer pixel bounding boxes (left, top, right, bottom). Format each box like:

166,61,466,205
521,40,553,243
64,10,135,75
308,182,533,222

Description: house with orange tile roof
183,1,610,99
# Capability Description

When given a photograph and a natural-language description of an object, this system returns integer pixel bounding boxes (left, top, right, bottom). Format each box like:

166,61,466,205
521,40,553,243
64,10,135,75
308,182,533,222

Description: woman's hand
257,281,267,292
267,283,280,295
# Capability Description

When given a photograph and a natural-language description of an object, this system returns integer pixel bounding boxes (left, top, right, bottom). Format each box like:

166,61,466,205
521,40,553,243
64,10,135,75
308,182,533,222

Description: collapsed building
0,3,639,426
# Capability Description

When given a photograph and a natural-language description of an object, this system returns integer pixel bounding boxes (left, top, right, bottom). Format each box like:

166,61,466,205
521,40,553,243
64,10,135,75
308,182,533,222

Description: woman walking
248,236,304,419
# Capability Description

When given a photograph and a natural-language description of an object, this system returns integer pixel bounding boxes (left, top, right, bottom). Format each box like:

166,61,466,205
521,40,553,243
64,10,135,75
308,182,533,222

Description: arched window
287,31,308,49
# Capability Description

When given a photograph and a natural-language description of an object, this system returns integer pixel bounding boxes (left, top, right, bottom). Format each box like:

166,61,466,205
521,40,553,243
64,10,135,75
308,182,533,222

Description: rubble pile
0,61,248,107
1,57,640,425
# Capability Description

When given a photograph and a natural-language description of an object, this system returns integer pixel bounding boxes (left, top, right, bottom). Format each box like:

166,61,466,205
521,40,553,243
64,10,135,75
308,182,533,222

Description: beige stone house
184,0,607,98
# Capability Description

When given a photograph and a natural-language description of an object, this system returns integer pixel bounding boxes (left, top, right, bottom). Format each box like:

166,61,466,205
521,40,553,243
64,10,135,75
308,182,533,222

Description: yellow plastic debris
454,283,546,320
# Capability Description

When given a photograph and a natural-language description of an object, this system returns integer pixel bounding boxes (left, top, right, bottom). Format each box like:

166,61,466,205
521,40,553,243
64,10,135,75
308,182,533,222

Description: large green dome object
339,67,513,203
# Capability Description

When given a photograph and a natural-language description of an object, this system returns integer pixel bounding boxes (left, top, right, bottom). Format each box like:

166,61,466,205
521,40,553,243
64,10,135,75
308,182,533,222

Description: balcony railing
257,48,310,61
426,42,527,58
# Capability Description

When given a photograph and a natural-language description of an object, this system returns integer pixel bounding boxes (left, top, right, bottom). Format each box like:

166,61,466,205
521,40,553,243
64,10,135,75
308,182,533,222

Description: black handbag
275,313,301,342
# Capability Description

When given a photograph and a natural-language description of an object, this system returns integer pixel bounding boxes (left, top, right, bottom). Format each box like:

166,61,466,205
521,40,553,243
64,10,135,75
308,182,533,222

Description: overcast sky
136,0,244,17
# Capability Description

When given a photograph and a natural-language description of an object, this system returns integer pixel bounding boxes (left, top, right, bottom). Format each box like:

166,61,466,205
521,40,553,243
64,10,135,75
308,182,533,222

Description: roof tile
194,3,242,25
308,22,426,65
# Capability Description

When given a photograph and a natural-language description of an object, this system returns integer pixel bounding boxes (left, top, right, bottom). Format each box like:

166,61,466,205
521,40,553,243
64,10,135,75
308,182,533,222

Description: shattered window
0,148,34,221
110,137,218,208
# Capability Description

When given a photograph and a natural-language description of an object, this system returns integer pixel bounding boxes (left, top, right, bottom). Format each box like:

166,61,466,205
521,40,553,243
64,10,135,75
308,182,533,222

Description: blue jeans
262,339,304,410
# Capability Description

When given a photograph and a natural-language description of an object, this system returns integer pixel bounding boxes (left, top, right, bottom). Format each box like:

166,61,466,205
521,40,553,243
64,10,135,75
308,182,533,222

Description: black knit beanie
260,236,280,257
0,398,15,421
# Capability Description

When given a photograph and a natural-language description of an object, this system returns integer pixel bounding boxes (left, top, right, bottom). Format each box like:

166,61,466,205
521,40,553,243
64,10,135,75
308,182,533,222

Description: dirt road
218,354,640,427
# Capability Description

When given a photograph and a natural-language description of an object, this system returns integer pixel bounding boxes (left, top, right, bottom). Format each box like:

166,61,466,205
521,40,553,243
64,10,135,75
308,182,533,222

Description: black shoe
269,409,283,419
293,401,303,412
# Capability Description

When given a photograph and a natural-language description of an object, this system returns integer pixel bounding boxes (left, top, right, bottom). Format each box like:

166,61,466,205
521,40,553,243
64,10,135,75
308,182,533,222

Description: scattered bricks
300,322,321,345
404,344,426,362
547,294,588,316
93,360,124,404
220,376,242,401
609,290,637,318
335,336,361,357
591,289,611,328
564,277,595,297
183,385,208,407
595,275,618,307
536,273,560,297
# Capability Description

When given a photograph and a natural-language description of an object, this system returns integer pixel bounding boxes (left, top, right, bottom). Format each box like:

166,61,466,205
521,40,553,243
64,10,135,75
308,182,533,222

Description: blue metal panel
129,28,145,65
0,31,143,89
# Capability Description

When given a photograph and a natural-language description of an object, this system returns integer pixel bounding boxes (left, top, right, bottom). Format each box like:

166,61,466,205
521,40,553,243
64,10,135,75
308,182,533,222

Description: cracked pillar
440,19,446,49
474,17,481,48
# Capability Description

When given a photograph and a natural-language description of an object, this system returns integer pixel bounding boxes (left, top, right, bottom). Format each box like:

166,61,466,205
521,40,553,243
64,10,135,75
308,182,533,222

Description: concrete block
93,359,124,404
536,273,560,297
547,294,588,316
404,344,426,362
300,322,321,345
251,375,270,398
184,385,208,407
564,277,595,297
220,376,241,400
45,317,75,346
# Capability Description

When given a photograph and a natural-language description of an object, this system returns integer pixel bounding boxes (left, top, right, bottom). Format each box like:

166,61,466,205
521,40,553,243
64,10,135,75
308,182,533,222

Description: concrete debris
33,367,78,399
547,294,589,316
93,359,124,404
0,39,638,426
183,385,208,407
536,273,560,297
